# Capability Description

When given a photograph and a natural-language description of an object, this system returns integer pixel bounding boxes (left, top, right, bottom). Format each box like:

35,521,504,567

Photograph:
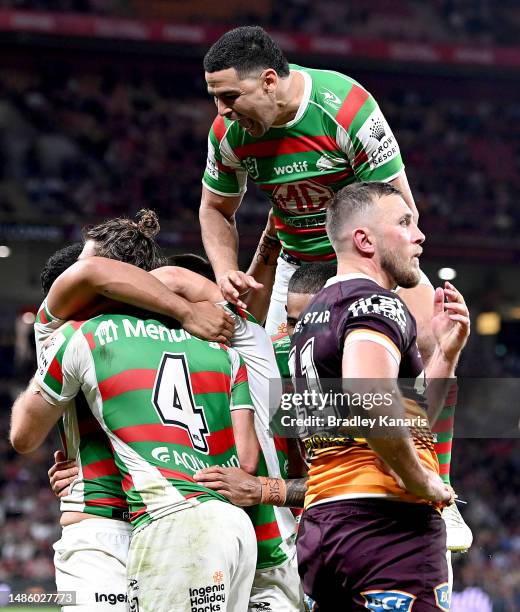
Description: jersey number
300,338,323,395
152,353,209,454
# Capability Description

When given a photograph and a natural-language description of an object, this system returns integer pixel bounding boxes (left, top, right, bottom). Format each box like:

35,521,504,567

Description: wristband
263,232,280,244
259,476,287,506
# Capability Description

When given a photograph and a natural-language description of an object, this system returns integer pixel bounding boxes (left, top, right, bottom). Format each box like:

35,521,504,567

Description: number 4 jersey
203,64,404,262
35,313,254,530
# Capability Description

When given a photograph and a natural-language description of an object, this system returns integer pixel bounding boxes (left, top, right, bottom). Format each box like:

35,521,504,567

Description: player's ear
352,227,375,255
263,69,278,93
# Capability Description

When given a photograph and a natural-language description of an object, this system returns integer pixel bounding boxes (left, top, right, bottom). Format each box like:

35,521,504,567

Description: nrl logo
243,156,260,179
320,88,341,109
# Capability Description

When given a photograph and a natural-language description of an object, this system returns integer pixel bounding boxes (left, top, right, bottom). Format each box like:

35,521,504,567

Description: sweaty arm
46,257,234,344
10,379,67,453
342,336,451,504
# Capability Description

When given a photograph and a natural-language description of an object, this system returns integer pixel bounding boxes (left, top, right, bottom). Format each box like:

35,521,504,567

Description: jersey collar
271,70,312,129
325,273,381,287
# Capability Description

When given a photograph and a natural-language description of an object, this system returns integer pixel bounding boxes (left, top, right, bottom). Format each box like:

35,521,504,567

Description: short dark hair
288,263,337,296
168,253,216,282
326,181,402,249
83,209,167,272
204,26,290,79
40,243,83,296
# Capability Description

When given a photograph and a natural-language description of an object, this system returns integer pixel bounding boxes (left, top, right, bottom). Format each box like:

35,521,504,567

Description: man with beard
290,181,469,610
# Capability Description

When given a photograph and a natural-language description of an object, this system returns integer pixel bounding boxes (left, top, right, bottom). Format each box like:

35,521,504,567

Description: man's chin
394,269,421,289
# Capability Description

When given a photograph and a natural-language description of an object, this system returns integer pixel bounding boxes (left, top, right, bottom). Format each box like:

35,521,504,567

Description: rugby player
291,181,469,610
198,28,476,549
10,222,260,611
39,242,303,611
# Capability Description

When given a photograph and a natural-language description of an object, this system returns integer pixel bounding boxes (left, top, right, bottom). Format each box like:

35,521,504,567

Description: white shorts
249,552,305,612
265,256,299,336
127,500,257,612
53,517,131,611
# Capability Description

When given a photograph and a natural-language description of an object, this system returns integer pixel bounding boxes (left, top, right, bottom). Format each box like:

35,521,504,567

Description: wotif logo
273,161,309,176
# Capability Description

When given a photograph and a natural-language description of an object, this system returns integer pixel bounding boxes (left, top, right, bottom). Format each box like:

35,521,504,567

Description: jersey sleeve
34,298,65,350
202,116,248,197
35,324,88,405
339,292,414,364
229,349,254,412
336,85,404,182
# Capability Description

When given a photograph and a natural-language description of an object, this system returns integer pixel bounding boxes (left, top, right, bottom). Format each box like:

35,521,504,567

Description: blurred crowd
0,63,519,244
0,0,518,45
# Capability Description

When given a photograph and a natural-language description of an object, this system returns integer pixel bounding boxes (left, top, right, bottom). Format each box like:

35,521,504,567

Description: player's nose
216,99,233,118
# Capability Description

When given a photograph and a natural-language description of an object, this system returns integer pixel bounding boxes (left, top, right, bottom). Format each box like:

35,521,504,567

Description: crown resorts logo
369,117,386,141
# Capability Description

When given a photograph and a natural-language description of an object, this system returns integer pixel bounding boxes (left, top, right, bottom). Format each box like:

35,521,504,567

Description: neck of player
273,70,304,126
336,260,397,291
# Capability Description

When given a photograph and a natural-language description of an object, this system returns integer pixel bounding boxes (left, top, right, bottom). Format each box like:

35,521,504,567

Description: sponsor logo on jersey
127,578,139,612
151,446,171,463
37,331,66,377
369,117,386,141
250,603,273,610
272,179,333,214
294,309,330,332
361,590,416,611
189,582,226,611
95,592,128,605
320,87,342,109
94,320,119,346
357,109,399,169
243,156,260,179
205,156,219,181
273,160,309,176
348,294,408,333
434,583,450,610
316,153,344,172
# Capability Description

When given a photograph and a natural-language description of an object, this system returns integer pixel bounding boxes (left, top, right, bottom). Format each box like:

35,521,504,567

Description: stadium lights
476,312,501,335
0,245,11,258
22,312,36,325
438,267,457,281
508,307,520,320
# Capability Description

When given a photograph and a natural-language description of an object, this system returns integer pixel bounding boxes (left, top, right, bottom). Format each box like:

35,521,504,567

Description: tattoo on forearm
255,234,280,266
284,477,308,508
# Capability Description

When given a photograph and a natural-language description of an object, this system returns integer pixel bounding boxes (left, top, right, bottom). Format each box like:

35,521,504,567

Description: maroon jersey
291,273,438,507
292,274,422,380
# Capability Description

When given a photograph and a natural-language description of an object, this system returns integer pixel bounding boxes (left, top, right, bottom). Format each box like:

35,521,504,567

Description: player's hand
431,282,470,362
181,301,235,344
217,270,263,310
375,458,454,506
193,466,262,506
48,450,79,498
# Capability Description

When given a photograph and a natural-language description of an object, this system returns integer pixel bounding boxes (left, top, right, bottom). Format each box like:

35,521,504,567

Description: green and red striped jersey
203,64,404,261
272,332,291,380
35,300,128,519
35,313,254,530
